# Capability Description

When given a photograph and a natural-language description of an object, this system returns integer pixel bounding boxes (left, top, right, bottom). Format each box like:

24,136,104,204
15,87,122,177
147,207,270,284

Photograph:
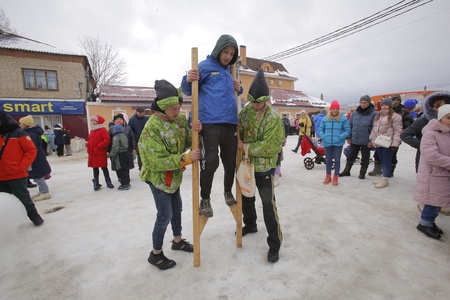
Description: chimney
240,45,247,66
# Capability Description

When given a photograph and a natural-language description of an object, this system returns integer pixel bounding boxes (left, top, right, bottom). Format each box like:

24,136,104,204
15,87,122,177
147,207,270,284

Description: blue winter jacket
181,55,241,125
313,113,326,138
348,105,377,145
318,113,350,147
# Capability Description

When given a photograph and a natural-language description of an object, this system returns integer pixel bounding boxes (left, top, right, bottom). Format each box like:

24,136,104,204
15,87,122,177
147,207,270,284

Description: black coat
23,125,52,179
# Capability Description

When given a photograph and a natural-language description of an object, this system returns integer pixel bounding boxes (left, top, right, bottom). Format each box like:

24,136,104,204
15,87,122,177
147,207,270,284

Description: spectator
128,107,150,170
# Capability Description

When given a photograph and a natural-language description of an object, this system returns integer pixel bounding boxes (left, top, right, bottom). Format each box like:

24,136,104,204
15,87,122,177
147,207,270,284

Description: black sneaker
148,251,176,270
224,192,237,206
171,239,193,252
242,226,258,236
433,223,444,235
267,249,279,263
417,224,441,240
118,184,131,191
199,198,213,218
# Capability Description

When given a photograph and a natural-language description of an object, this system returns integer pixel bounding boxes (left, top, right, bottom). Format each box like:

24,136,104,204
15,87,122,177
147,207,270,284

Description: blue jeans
324,146,343,175
33,177,49,193
377,147,393,177
147,182,183,251
420,205,440,227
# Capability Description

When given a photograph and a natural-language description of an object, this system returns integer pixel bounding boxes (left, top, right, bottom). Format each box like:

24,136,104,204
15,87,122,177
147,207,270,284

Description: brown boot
323,174,332,185
332,175,339,186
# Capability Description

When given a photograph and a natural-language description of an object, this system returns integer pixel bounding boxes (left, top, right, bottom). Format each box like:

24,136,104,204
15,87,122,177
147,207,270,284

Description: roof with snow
270,88,330,108
0,29,82,56
98,85,192,104
239,57,297,81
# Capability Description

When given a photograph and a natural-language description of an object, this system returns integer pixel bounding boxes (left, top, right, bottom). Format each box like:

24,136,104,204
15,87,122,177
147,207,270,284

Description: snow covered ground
1,135,449,300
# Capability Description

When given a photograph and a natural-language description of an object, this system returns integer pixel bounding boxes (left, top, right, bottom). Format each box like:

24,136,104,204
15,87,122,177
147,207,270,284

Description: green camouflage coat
238,104,284,173
139,112,192,193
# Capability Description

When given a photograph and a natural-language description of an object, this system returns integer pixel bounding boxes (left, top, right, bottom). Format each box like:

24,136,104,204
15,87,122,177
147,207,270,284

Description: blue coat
313,113,326,138
348,105,377,145
318,113,350,147
181,55,240,125
23,125,52,179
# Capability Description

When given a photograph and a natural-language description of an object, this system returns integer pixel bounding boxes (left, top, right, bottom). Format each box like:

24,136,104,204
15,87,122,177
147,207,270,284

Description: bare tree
0,8,17,33
79,36,127,88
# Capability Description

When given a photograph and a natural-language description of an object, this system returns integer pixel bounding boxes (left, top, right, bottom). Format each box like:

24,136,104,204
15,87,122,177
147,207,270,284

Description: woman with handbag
368,97,402,188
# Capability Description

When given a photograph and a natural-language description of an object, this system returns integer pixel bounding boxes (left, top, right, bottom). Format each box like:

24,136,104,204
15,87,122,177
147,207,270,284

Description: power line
262,0,434,61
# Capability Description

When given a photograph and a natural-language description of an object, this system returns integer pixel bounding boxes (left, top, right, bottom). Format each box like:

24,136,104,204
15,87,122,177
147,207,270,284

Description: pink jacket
414,119,450,207
369,111,402,147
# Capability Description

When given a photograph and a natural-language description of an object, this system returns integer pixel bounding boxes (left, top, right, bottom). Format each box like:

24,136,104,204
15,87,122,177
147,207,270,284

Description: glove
389,146,398,152
180,153,193,168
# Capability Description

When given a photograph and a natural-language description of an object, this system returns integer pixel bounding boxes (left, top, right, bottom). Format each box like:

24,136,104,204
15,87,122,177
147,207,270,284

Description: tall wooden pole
231,64,243,248
191,48,201,267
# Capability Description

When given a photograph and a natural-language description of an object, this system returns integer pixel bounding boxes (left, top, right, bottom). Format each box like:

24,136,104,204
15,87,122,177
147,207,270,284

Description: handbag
236,144,256,197
374,134,392,148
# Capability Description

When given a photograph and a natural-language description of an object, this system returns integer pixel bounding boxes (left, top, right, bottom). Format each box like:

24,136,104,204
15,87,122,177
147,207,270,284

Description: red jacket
87,127,111,168
0,129,37,181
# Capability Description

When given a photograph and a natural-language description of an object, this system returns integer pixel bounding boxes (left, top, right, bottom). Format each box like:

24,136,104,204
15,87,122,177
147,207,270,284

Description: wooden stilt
230,63,243,248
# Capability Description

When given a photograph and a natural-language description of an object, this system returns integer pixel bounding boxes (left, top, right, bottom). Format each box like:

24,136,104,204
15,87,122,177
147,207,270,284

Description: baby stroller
300,132,333,170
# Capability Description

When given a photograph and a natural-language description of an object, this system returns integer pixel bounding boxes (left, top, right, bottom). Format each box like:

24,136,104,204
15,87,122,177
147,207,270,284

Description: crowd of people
1,33,449,271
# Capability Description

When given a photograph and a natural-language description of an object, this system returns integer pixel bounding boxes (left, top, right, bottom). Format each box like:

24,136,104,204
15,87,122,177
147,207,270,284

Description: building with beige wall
0,30,95,139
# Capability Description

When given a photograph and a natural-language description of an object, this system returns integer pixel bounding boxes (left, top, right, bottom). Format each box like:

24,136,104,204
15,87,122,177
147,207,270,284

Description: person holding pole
181,34,242,218
238,69,284,263
139,80,202,270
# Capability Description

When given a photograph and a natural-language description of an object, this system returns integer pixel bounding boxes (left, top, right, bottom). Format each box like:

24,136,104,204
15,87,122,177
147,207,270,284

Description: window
23,69,59,90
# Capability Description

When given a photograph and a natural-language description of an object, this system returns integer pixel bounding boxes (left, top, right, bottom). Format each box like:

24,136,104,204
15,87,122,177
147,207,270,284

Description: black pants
199,124,237,199
93,167,111,180
0,177,34,209
293,135,303,151
242,174,282,251
347,144,371,167
116,168,130,185
56,144,64,156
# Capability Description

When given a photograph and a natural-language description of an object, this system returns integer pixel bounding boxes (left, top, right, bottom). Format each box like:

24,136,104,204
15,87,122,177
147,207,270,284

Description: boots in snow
339,164,352,177
374,176,389,188
33,192,51,202
368,161,382,176
323,174,332,185
359,166,368,179
26,205,44,226
332,175,339,186
105,177,114,189
92,178,102,191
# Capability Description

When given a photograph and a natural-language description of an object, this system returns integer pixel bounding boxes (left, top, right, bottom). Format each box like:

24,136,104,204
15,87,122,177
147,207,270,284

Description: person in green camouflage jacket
238,69,284,263
139,80,201,270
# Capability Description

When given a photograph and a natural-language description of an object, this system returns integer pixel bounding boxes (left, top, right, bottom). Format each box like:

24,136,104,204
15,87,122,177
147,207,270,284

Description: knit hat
381,97,392,108
152,79,182,112
360,95,371,103
19,115,34,127
247,69,270,103
300,110,307,115
112,124,124,134
91,115,105,124
437,104,450,121
403,99,418,108
329,100,340,110
391,94,401,102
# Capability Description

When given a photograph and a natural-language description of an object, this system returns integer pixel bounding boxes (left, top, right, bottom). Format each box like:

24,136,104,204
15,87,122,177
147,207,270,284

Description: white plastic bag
236,144,256,197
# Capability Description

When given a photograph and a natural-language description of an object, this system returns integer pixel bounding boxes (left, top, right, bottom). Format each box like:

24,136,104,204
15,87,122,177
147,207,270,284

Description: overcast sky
2,0,449,104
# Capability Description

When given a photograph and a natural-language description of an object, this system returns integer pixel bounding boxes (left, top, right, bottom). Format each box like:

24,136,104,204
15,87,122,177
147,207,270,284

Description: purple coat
414,119,450,207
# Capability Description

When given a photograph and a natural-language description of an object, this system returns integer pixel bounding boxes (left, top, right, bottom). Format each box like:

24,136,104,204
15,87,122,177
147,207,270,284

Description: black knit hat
151,80,182,113
248,69,270,102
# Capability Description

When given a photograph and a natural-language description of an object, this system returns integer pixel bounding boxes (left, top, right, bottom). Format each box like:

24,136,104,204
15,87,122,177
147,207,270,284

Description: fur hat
152,80,182,112
381,97,392,108
247,69,270,103
403,99,418,108
113,113,124,121
19,115,34,127
437,104,450,121
112,124,124,134
330,100,340,110
360,95,371,103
